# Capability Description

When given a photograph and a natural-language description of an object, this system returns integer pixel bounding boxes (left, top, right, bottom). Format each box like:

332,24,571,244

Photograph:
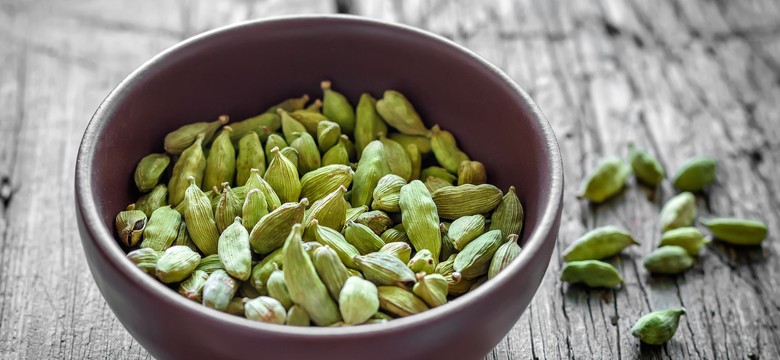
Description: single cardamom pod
345,206,368,224
432,184,503,220
628,143,665,186
371,174,407,212
302,241,323,257
290,132,321,174
339,276,380,325
279,147,299,173
421,166,456,184
412,273,448,308
164,115,228,154
195,254,224,275
244,296,287,324
225,297,246,317
218,217,252,281
127,248,162,275
672,156,716,191
425,176,453,193
344,221,386,255
408,249,436,274
202,269,239,311
264,147,301,204
214,185,242,233
377,286,429,317
155,245,201,283
488,234,522,279
322,135,351,166
378,242,412,264
560,260,623,288
644,245,694,274
375,90,429,136
457,160,487,185
249,247,284,295
317,120,341,153
115,210,147,247
291,109,328,134
173,219,199,253
390,133,431,154
448,214,485,251
279,109,308,143
378,133,413,181
354,210,393,236
439,223,457,262
430,125,470,173
236,132,265,185
266,264,293,310
489,186,524,238
380,227,409,244
286,304,311,326
351,140,391,207
453,229,502,280
140,206,181,251
312,245,350,300
399,180,441,261
283,223,342,326
303,186,348,241
177,270,209,302
242,189,268,232
659,227,709,255
406,144,421,181
248,198,308,254
135,184,168,217
631,308,686,345
266,94,309,114
244,168,281,211
182,177,220,255
168,133,207,206
299,164,354,203
701,217,768,246
659,192,697,232
134,153,171,192
354,93,388,156
342,135,357,163
577,156,631,203
321,80,356,133
229,112,280,142
203,127,236,191
354,252,417,289
264,133,288,166
312,219,361,269
434,255,468,296
562,226,638,262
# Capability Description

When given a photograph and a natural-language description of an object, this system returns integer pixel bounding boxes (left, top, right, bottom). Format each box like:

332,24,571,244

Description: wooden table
1,0,778,358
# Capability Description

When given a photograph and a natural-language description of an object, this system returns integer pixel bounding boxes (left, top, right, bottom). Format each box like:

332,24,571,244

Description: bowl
75,15,563,360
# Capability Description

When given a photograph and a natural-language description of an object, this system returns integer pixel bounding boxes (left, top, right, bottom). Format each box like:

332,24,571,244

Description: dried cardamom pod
453,230,502,280
354,210,393,236
264,147,301,204
194,254,224,275
439,223,456,262
488,234,522,279
354,93,388,156
218,217,252,281
577,156,631,203
266,94,309,114
378,242,412,263
312,245,350,300
155,245,201,283
229,112,280,142
375,90,429,136
290,109,328,134
134,153,170,192
241,189,268,232
628,143,665,186
457,160,487,185
379,133,413,181
164,115,228,154
299,164,354,203
560,260,623,288
249,247,283,295
659,227,709,255
127,248,162,275
377,286,429,317
342,135,357,162
244,296,287,324
203,127,236,191
317,120,341,153
286,304,311,326
244,168,281,211
344,221,386,255
312,220,360,269
177,270,209,302
236,132,265,185
202,269,239,311
264,133,288,166
701,217,767,246
562,226,637,262
322,135,351,166
406,144,421,181
168,133,207,206
631,308,686,345
659,192,697,232
407,249,435,274
135,184,168,218
320,80,355,133
412,273,448,308
425,176,453,193
290,132,321,174
266,264,293,309
371,174,406,212
351,140,391,208
140,206,181,251
380,227,409,245
448,214,485,251
355,252,417,289
399,180,441,261
279,109,308,143
182,177,220,255
339,276,380,325
226,297,246,317
248,198,308,254
430,125,470,173
279,147,299,170
489,186,524,238
115,210,147,247
672,156,716,191
214,184,242,233
302,241,323,257
303,186,348,241
644,245,694,274
390,133,431,154
173,218,199,253
431,184,503,220
421,166,456,184
345,206,368,224
434,255,468,296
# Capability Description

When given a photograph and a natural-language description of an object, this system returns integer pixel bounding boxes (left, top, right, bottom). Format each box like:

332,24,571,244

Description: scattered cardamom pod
286,304,311,326
354,210,393,236
229,112,280,142
562,226,637,262
380,227,409,244
194,254,224,274
631,308,686,345
320,80,355,133
431,184,502,220
628,143,665,186
236,132,265,185
266,94,309,114
448,214,485,251
177,270,209,302
339,276,380,325
390,133,431,154
371,174,406,212
248,198,308,254
164,115,228,154
344,221,386,255
412,273,448,308
659,227,709,255
453,230,503,280
354,93,388,157
266,264,293,310
378,133,413,181
577,156,631,203
155,245,201,283
377,286,429,317
168,133,207,206
354,252,417,289
439,223,457,262
375,90,429,136
378,242,412,264
312,219,361,269
140,205,181,251
182,177,220,255
264,147,301,203
202,269,239,311
322,135,351,166
303,186,347,241
299,164,354,203
115,210,147,247
424,176,452,193
244,168,281,211
407,249,436,274
316,120,341,153
430,125,470,173
135,184,168,217
457,160,487,185
218,217,252,281
127,248,162,275
672,156,716,192
241,189,268,232
290,132,321,174
659,192,696,232
134,153,171,192
264,133,288,166
279,109,308,143
488,234,522,279
214,184,242,233
643,246,694,274
203,127,236,191
406,144,421,181
489,186,524,238
244,296,287,324
249,247,283,295
421,166,456,184
701,217,767,246
312,245,350,300
351,140,391,207
560,260,623,288
399,180,441,261
290,108,328,134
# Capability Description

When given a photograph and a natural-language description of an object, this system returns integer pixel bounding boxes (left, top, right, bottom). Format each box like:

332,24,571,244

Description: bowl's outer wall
77,17,562,360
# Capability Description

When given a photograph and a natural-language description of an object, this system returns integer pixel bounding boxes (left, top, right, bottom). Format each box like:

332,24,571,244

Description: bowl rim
75,14,563,337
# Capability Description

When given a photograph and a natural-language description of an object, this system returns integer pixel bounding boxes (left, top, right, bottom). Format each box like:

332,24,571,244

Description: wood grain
0,0,778,359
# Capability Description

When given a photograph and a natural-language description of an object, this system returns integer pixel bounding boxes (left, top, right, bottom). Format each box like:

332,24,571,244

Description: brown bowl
75,15,563,360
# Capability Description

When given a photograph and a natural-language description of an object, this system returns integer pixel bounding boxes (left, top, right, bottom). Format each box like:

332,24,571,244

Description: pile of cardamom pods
116,81,524,326
562,144,769,345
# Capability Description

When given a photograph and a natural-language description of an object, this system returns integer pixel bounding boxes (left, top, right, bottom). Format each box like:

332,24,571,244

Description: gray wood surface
1,0,779,359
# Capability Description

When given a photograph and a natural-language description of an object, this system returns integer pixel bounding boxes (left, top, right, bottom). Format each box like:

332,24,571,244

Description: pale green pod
412,273,448,308
631,308,686,345
420,166,456,184
134,153,170,192
321,80,355,133
351,140,391,208
280,147,299,170
164,115,228,154
407,249,436,274
378,242,412,264
354,210,393,236
214,185,242,233
377,286,429,317
439,223,457,263
389,133,431,154
115,210,147,247
457,160,487,185
434,255,466,296
226,297,246,317
242,189,268,232
249,247,284,295
303,186,348,241
244,296,287,324
182,177,220,255
265,94,309,114
448,214,485,251
354,93,388,156
279,109,308,143
701,217,767,246
203,127,236,191
202,269,239,311
291,109,328,134
303,241,324,257
489,186,524,238
342,135,357,162
322,135,351,166
379,134,413,181
375,90,429,136
488,234,522,279
406,144,421,181
339,276,380,325
266,264,293,310
127,248,162,275
643,246,694,274
399,180,441,261
672,156,716,191
218,218,252,281
286,305,311,326
431,184,503,220
660,192,697,232
430,125,470,173
194,254,223,275
244,168,281,211
453,230,502,280
317,120,341,153
344,221,386,255
345,206,369,224
236,132,265,185
355,252,417,289
562,226,638,262
312,245,350,301
577,156,631,203
264,133,288,167
425,177,453,193
380,227,409,245
371,174,407,212
140,206,181,251
168,133,206,206
300,164,354,203
228,112,280,142
312,220,361,269
135,184,168,218
290,132,321,174
264,147,301,204
560,260,623,288
177,270,209,302
155,245,201,283
248,199,308,254
660,227,709,255
628,143,665,186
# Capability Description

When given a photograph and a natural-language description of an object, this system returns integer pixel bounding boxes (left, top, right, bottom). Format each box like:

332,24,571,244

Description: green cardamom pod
489,186,524,238
168,133,207,206
321,80,355,134
194,254,224,275
202,269,239,311
488,234,522,279
577,156,631,203
264,147,301,204
631,308,686,345
344,221,386,255
134,153,171,192
302,241,323,257
339,276,380,325
286,304,311,326
425,176,453,193
173,219,199,253
659,227,709,255
412,273,448,308
453,229,502,280
226,297,246,317
377,286,429,317
303,186,348,241
241,189,268,232
434,255,468,296
164,115,228,154
345,206,368,224
291,109,328,134
439,223,457,262
354,252,417,289
283,223,342,326
140,206,181,251
203,127,236,191
448,214,485,251
701,217,767,246
379,133,413,181
244,168,281,211
177,270,209,302
266,94,309,114
182,177,220,255
279,109,308,143
342,135,357,163
127,248,162,275
672,156,716,192
115,209,147,247
643,246,694,274
390,133,431,154
354,93,388,157
299,164,354,203
380,227,409,245
430,125,470,173
421,166,456,184
562,226,638,262
229,112,280,142
236,132,265,185
279,146,299,170
290,132,321,174
264,133,288,166
214,184,242,233
322,135,351,166
354,210,393,236
351,140,391,208
371,174,406,212
659,192,697,232
135,184,168,218
249,247,283,295
375,90,429,136
218,217,252,281
406,144,422,181
312,245,350,300
155,245,201,283
316,120,341,153
248,198,308,254
399,180,441,261
244,296,287,324
628,143,665,186
457,160,487,185
560,260,623,288
266,264,293,309
378,242,412,264
312,219,360,269
431,184,503,220
408,249,436,274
